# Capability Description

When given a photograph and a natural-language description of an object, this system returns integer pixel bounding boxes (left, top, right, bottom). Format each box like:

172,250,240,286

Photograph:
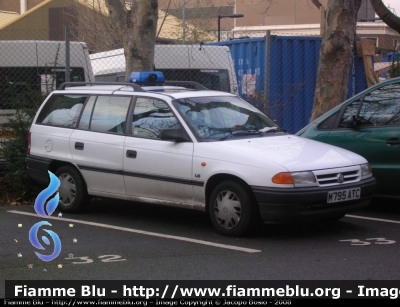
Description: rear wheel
208,180,261,236
55,165,88,213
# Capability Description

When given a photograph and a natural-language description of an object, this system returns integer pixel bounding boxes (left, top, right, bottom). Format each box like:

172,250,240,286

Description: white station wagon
27,72,376,236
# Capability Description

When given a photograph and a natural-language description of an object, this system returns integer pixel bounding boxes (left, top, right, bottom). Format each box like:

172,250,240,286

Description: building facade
1,0,399,51
158,0,398,50
0,0,44,14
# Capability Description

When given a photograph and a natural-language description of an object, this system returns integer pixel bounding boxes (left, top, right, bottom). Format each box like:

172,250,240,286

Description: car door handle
75,142,84,150
126,150,137,158
386,138,400,145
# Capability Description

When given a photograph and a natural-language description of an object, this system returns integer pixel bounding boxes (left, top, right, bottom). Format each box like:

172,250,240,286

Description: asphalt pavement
1,196,399,298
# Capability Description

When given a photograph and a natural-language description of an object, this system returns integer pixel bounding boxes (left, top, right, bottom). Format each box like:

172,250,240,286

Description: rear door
69,95,131,195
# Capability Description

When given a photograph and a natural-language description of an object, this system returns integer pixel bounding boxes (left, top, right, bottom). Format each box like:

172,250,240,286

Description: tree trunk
370,0,400,34
105,0,158,80
309,0,362,122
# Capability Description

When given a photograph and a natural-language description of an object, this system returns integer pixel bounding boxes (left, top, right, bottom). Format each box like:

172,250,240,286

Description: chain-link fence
0,37,95,173
1,28,399,173
210,31,400,134
89,44,239,95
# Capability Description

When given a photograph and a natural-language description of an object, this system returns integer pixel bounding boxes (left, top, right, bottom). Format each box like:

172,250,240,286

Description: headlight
272,171,316,186
360,163,372,178
291,171,317,186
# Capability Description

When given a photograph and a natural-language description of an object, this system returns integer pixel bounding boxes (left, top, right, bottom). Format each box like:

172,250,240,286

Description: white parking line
346,214,400,224
7,210,262,253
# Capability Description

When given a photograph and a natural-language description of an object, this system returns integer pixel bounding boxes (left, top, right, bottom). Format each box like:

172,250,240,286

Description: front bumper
251,177,376,223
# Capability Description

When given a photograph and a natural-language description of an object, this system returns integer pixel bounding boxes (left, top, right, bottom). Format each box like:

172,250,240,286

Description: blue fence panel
348,44,368,98
381,51,400,62
269,36,323,133
207,36,367,133
378,51,400,79
226,37,266,107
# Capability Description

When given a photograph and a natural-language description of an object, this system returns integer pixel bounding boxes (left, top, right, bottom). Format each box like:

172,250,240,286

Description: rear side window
78,96,96,130
36,95,87,128
89,96,131,134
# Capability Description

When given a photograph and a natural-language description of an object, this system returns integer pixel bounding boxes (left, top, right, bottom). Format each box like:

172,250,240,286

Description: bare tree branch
105,0,127,37
370,0,400,34
103,0,158,77
310,0,322,9
157,0,171,38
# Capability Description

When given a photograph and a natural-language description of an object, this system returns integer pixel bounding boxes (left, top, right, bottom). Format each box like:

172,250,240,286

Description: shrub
0,44,61,201
0,84,45,200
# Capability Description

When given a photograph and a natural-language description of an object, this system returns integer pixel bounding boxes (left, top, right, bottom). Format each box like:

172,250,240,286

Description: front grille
313,166,360,187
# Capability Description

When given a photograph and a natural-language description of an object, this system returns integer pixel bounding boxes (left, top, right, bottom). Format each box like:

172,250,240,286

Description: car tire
55,165,88,213
209,180,261,236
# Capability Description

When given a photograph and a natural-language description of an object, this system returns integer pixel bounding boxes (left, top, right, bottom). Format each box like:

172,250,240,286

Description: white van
0,40,94,101
0,40,94,163
89,45,238,95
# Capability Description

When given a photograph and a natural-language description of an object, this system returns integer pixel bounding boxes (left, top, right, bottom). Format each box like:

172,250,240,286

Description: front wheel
208,180,261,236
55,165,88,213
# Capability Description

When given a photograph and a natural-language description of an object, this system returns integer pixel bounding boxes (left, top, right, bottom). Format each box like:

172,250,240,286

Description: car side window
36,95,87,128
338,98,363,128
132,97,179,139
89,96,131,134
78,96,96,130
338,82,400,128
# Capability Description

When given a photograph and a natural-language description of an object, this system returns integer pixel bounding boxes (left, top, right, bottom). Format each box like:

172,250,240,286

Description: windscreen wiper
258,127,286,137
219,130,260,141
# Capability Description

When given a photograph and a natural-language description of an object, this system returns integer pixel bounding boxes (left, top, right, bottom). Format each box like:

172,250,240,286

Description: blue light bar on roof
129,71,165,84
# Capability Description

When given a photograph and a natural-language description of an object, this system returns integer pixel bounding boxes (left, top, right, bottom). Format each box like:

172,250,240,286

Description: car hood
195,135,367,172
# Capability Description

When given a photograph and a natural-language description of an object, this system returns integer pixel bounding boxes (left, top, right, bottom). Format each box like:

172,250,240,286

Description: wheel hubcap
213,190,241,229
58,173,76,207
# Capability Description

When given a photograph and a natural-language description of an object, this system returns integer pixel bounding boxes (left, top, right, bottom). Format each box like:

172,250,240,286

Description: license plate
327,188,361,203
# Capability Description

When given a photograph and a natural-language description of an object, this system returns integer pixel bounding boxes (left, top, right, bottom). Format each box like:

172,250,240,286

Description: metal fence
1,28,399,172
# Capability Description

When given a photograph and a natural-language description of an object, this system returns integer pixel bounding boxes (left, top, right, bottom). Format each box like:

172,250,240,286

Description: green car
296,77,400,199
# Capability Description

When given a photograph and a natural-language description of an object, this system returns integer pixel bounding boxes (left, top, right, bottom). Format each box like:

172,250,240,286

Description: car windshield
172,96,281,141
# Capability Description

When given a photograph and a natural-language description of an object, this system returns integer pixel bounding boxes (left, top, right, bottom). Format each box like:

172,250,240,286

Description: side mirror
351,115,373,127
160,128,191,142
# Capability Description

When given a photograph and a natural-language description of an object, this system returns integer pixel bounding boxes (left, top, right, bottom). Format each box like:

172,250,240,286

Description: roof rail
164,80,208,90
57,81,208,92
57,82,145,92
